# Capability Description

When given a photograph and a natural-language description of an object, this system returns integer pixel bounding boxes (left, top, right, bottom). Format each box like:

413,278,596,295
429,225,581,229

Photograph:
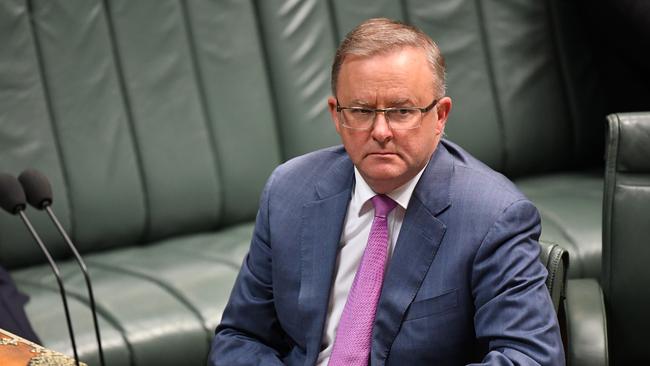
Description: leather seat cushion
10,223,254,365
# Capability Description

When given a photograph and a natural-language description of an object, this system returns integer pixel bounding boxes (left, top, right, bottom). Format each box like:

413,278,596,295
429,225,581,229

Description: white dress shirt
316,165,427,365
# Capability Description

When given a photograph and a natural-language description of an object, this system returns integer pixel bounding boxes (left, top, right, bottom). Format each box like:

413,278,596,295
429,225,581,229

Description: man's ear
434,96,452,135
328,96,342,135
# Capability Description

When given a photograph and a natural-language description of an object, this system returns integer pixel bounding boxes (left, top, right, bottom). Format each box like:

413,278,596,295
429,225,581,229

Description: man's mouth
367,152,397,157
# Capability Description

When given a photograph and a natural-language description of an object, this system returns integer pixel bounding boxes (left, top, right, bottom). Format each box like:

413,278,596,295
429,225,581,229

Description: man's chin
359,167,406,185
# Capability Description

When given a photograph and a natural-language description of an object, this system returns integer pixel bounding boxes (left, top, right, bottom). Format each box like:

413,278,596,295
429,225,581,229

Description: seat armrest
566,278,609,366
539,239,569,313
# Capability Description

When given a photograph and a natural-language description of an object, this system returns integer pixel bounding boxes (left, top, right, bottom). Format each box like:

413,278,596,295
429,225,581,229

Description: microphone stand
43,204,105,366
17,210,80,366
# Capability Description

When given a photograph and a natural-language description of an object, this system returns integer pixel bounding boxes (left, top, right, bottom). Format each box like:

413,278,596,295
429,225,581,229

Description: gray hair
331,18,446,97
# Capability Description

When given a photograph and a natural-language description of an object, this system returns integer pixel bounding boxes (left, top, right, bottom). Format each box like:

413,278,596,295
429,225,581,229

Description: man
209,18,564,365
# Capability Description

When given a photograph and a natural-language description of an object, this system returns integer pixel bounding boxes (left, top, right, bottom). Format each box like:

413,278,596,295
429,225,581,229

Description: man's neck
353,164,428,211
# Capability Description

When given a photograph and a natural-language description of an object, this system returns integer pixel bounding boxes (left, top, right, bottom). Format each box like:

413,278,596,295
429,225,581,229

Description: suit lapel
371,143,455,364
299,154,354,365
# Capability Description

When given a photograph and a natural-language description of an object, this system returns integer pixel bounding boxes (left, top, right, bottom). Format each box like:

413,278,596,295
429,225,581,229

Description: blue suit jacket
209,140,565,365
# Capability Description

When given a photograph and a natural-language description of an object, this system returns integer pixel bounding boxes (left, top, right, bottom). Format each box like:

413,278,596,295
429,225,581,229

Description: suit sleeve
468,200,565,366
208,173,289,366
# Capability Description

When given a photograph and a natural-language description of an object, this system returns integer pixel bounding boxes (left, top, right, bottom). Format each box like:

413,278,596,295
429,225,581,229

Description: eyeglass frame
335,98,439,130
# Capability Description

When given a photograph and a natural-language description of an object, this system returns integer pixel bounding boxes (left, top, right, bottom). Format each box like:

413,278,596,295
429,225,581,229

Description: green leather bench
0,0,645,364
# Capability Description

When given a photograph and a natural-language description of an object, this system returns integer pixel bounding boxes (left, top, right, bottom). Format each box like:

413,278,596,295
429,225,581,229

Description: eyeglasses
336,98,439,130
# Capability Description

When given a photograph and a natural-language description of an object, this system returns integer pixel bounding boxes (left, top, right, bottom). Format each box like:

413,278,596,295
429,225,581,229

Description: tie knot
371,194,397,218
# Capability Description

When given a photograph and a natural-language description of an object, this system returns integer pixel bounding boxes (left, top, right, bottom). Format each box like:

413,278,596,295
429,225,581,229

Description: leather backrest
254,0,339,159
602,112,650,364
0,0,603,268
257,0,603,175
185,0,282,225
26,0,148,253
0,0,77,267
0,0,281,267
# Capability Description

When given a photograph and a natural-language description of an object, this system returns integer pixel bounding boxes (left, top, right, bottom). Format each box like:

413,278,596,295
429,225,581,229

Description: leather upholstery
15,282,131,366
539,240,569,314
0,0,638,364
517,174,603,279
602,112,650,364
566,279,608,366
13,263,209,366
29,0,148,250
0,0,73,268
255,0,340,158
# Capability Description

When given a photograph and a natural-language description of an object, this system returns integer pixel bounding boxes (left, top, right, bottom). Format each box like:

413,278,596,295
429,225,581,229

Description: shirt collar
352,163,428,215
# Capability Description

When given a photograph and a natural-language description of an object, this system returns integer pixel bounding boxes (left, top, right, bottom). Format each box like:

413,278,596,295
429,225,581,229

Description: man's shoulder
431,141,541,249
442,139,524,201
264,145,353,201
436,140,533,223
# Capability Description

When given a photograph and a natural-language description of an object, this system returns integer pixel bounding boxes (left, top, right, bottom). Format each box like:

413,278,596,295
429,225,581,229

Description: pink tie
328,194,398,366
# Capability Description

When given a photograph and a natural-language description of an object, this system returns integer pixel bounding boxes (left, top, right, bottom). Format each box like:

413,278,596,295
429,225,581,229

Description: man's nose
371,112,393,143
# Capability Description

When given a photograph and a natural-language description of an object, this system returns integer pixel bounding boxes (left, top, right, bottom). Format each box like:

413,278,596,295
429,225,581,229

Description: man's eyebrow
347,98,415,107
388,98,415,106
349,99,373,107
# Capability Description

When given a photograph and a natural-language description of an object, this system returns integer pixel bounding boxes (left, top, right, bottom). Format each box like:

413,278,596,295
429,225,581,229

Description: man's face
328,47,452,194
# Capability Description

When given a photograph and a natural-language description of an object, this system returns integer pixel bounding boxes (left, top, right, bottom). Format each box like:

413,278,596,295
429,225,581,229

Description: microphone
18,169,106,366
0,173,80,366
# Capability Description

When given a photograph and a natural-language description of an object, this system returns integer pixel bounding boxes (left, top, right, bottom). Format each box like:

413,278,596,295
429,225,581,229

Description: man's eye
351,109,373,115
391,109,417,117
